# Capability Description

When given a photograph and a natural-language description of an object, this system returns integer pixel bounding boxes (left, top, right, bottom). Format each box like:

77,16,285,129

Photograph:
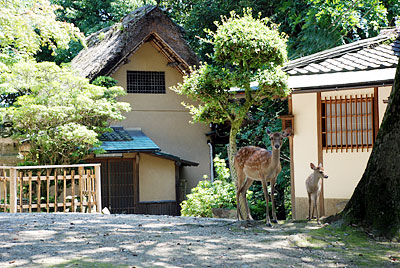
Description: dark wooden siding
87,157,179,216
136,201,178,216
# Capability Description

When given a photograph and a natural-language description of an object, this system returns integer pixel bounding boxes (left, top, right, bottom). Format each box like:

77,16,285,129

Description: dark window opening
127,71,165,94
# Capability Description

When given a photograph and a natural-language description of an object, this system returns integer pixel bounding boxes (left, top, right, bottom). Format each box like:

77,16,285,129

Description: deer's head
310,163,328,179
267,128,292,151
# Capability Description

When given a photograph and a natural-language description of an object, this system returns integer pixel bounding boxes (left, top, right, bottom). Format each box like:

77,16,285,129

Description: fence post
9,168,17,213
94,165,102,213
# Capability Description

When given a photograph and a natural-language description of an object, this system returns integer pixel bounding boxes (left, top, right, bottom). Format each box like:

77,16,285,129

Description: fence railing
0,164,101,213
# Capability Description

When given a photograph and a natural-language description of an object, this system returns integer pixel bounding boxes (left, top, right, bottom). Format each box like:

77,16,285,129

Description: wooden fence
0,164,101,213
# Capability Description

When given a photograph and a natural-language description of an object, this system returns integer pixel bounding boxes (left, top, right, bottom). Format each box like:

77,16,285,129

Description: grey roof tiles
284,28,400,76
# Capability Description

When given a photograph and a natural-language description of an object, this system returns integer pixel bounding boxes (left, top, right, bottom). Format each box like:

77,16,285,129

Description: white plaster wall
292,93,318,198
378,86,392,124
320,87,388,199
322,150,370,198
139,154,176,202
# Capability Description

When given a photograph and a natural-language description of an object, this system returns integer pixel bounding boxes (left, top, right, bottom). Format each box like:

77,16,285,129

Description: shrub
180,155,239,217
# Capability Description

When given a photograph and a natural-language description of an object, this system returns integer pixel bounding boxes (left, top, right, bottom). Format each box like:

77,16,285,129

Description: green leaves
209,9,288,69
1,61,131,165
173,10,289,127
289,0,389,57
0,0,84,62
180,155,237,217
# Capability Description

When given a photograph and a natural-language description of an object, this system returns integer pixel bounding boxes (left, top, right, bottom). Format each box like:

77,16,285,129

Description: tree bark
342,58,400,238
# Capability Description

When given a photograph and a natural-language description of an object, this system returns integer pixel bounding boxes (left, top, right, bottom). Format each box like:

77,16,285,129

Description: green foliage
180,155,238,217
51,0,155,35
0,0,84,64
173,10,289,127
290,0,389,57
213,155,230,181
92,76,118,88
0,61,131,165
180,179,237,217
161,0,398,59
160,0,263,61
35,0,155,63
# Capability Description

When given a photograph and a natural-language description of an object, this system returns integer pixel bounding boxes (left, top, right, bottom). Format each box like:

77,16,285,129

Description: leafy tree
340,57,400,239
0,1,131,166
173,10,289,219
36,0,155,63
160,0,260,61
0,0,84,64
51,0,155,35
0,61,131,165
289,0,389,58
161,0,397,59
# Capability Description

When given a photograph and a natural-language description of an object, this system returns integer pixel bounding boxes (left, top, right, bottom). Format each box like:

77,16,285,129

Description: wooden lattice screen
321,94,376,152
0,164,101,213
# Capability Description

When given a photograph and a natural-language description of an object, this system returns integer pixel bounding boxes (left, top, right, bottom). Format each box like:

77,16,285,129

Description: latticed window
321,94,376,152
127,71,165,94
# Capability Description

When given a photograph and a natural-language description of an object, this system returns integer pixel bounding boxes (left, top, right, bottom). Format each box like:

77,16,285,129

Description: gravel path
0,213,355,267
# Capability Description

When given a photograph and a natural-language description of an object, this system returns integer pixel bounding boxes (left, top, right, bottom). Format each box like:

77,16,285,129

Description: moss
49,259,129,267
293,223,400,267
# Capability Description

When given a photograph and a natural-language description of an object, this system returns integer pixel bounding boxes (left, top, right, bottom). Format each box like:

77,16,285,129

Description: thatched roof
71,5,198,80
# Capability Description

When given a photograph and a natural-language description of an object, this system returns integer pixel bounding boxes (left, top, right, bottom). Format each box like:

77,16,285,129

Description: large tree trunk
342,58,400,238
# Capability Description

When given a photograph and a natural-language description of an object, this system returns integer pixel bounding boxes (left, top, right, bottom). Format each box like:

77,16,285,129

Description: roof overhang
147,152,199,167
105,32,191,77
289,68,396,92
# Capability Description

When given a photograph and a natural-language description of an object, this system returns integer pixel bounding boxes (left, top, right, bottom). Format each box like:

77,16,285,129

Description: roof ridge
284,32,397,71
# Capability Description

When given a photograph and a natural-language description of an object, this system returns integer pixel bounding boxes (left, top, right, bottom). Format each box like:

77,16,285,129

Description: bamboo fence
0,164,101,213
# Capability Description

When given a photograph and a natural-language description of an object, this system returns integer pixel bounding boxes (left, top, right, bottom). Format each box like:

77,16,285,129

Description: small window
321,94,376,152
127,71,165,94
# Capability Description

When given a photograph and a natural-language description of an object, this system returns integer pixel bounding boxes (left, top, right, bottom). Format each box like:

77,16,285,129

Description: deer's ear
282,127,292,137
310,163,316,169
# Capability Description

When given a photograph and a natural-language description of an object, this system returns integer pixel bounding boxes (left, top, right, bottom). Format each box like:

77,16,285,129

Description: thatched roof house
71,5,198,80
71,5,211,216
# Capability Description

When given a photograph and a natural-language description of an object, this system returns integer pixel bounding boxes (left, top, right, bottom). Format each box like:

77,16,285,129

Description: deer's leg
261,180,272,227
236,186,244,220
307,192,311,221
241,179,254,221
315,196,320,225
311,195,316,219
270,180,278,223
236,169,248,221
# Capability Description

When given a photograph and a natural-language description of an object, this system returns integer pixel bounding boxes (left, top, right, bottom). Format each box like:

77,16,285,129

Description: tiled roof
99,127,160,152
284,28,400,76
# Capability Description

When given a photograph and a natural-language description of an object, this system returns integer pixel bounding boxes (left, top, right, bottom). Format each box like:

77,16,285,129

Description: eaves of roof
284,28,400,90
288,68,396,92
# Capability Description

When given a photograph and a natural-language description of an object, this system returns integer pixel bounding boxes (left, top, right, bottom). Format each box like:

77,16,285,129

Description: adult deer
306,163,328,225
234,128,291,227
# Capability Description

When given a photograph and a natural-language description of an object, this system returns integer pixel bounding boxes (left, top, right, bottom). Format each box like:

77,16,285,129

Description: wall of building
292,93,319,199
139,153,176,202
292,86,391,219
111,42,211,191
0,138,19,166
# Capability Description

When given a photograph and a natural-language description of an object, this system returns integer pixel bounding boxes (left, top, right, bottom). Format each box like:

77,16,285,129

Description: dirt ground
0,213,392,267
